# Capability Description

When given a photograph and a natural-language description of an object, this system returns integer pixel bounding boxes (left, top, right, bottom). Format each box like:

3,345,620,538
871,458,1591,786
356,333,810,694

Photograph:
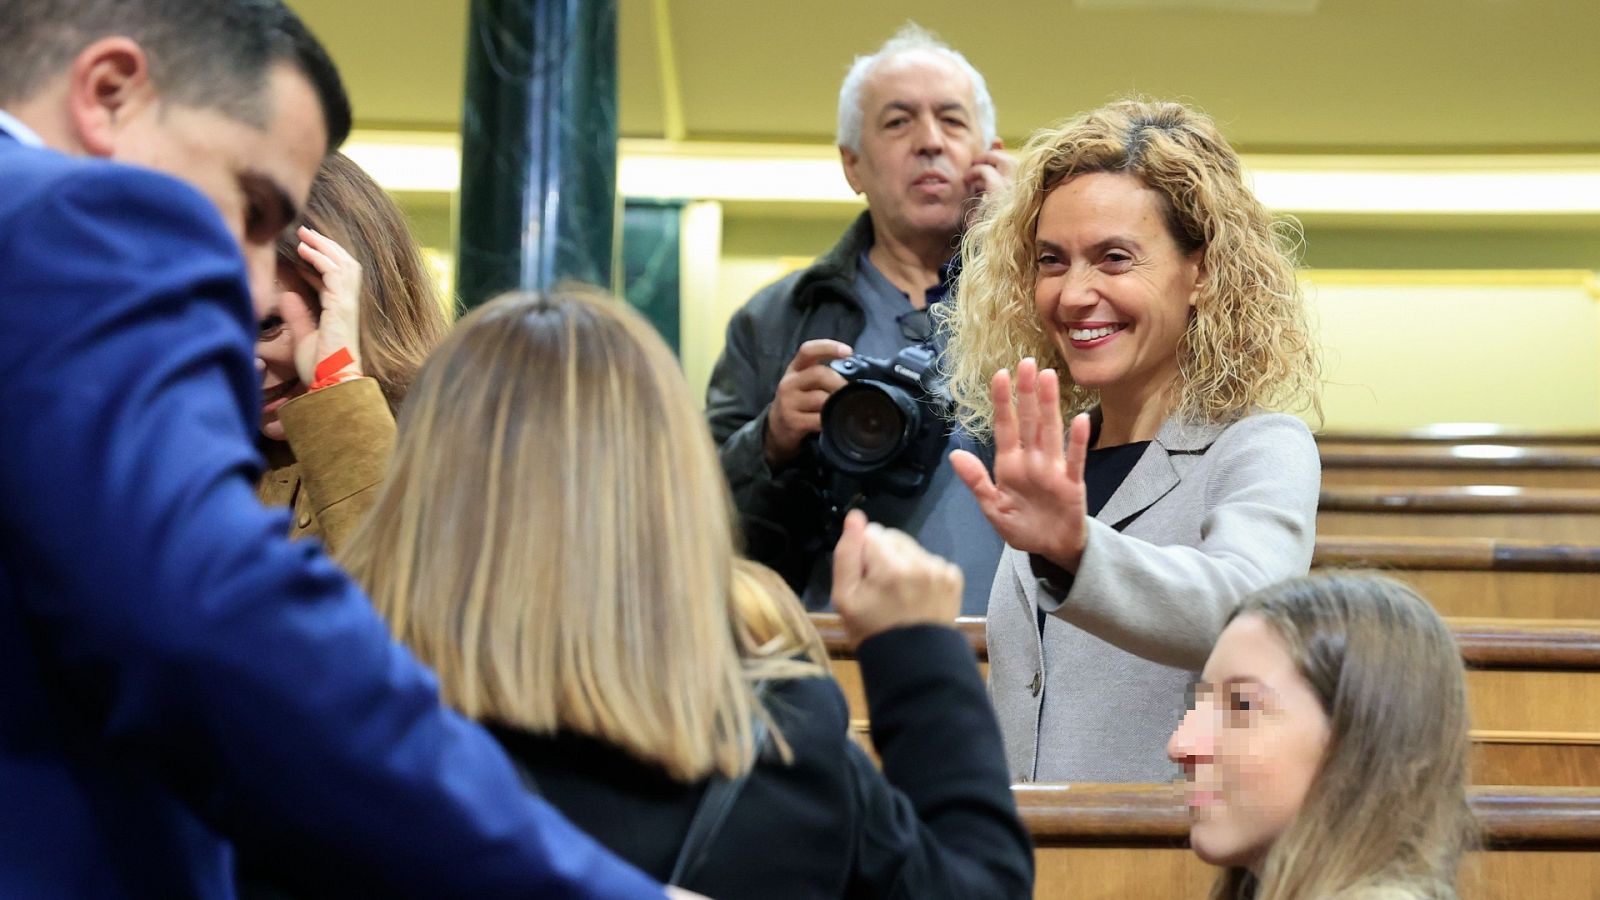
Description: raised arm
1043,413,1319,670
832,514,1034,899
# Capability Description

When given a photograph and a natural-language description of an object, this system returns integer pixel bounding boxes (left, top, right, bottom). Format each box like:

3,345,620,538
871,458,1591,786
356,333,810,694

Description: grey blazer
986,411,1320,783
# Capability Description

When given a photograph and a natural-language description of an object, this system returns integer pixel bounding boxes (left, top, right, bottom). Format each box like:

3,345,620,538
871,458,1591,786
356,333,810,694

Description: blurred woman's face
256,260,315,441
1167,614,1331,872
1032,172,1202,409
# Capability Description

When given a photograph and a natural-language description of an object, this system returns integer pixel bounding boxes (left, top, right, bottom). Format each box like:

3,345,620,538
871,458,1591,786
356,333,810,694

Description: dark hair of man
0,0,351,150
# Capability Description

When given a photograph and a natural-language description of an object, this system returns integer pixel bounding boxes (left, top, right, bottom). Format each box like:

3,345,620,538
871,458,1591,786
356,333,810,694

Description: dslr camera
815,344,955,498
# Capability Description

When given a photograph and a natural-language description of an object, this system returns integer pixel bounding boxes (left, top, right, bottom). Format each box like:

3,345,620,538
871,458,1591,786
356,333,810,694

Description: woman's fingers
949,449,1001,507
1014,358,1039,450
1064,413,1091,486
989,367,1017,453
297,226,353,267
1038,368,1065,459
295,240,336,276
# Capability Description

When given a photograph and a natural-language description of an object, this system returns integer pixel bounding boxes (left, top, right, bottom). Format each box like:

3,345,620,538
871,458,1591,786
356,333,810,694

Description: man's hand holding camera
763,338,854,469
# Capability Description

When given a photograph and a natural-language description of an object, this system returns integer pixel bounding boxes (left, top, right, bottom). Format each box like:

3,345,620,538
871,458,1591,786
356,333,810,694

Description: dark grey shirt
801,253,1005,614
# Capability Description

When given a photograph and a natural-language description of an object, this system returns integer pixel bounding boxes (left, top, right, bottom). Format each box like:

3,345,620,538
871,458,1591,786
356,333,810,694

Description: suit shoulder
0,149,234,257
1206,412,1321,489
1216,411,1316,450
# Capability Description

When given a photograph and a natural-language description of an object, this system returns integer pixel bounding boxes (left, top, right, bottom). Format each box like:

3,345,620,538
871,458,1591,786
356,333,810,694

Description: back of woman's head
343,287,770,781
731,558,829,668
278,152,453,412
1224,573,1475,900
946,97,1319,434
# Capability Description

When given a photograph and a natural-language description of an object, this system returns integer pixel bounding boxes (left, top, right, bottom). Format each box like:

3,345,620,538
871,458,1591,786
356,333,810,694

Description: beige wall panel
1322,468,1600,489
1308,280,1600,432
1390,571,1600,621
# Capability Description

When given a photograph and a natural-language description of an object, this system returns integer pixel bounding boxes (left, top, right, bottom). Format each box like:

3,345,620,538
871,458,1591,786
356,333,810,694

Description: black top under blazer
492,625,1035,900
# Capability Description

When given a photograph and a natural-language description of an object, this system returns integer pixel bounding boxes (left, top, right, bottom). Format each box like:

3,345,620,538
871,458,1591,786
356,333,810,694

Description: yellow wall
1307,274,1600,430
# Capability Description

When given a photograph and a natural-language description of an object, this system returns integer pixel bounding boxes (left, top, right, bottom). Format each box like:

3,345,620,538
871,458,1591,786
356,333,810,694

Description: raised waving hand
949,357,1091,570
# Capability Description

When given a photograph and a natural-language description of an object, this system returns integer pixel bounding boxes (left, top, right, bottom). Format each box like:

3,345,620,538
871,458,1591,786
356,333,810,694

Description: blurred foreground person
343,288,1035,899
0,0,667,894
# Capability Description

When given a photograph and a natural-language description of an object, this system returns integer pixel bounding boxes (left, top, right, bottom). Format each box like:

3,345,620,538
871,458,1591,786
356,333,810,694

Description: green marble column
621,199,682,353
455,0,618,309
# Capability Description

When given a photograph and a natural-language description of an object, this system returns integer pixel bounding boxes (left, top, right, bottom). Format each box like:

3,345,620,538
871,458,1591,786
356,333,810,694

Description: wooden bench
1019,783,1600,899
813,614,1600,787
1315,536,1600,620
1319,444,1600,490
1318,426,1600,451
1319,486,1600,543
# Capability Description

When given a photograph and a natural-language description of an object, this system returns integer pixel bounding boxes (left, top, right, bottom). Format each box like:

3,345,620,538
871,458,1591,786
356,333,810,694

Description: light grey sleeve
1039,414,1321,670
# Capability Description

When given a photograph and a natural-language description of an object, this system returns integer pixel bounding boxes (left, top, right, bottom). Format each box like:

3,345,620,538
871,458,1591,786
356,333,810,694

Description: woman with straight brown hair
1169,573,1475,899
340,288,1032,898
254,151,452,550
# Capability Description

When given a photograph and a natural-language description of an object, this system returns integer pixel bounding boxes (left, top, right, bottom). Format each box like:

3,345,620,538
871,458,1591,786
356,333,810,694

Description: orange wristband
310,347,359,391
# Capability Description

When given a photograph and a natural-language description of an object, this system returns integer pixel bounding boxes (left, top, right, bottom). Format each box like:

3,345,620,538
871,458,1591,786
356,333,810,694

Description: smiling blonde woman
942,98,1324,783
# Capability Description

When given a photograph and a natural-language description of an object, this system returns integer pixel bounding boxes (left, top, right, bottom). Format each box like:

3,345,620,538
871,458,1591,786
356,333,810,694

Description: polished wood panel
1323,467,1600,489
813,615,1600,668
1474,740,1600,787
1308,536,1600,619
1016,783,1600,847
823,615,1600,786
1317,486,1600,542
1321,445,1600,470
848,719,1600,787
1322,486,1600,514
1031,845,1599,899
1467,670,1600,733
1021,785,1600,899
1392,570,1600,620
1318,428,1600,447
1314,536,1600,572
1319,511,1600,542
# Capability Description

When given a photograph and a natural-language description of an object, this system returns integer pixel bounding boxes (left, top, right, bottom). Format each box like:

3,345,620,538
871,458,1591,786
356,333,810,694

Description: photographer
707,24,1012,611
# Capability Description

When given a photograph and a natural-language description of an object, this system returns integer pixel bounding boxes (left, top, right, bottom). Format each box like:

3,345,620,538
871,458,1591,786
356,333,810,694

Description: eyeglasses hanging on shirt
895,307,935,345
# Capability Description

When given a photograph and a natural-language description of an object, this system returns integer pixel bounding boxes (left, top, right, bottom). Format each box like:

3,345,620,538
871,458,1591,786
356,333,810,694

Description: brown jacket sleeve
276,377,396,553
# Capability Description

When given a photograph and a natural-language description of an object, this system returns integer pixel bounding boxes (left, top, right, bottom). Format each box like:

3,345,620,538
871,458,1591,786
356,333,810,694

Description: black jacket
704,213,874,586
492,625,1034,900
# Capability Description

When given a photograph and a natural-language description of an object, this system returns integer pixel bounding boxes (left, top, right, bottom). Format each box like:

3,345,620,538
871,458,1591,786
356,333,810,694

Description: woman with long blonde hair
1170,573,1475,899
340,288,1032,898
943,98,1323,782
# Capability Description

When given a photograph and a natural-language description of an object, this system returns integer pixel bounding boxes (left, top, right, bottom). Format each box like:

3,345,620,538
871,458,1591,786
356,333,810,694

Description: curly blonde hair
942,99,1320,436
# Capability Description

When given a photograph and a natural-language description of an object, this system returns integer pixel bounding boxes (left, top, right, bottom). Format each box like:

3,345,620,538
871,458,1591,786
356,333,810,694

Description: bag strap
667,683,771,887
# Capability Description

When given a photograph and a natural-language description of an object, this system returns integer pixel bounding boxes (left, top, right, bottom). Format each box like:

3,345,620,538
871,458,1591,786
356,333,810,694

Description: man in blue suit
0,2,668,896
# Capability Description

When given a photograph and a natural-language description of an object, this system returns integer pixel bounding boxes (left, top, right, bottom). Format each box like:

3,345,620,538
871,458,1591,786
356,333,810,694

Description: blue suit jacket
0,133,661,898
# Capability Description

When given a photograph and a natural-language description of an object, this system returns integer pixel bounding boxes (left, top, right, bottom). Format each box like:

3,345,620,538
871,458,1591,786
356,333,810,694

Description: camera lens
827,385,910,465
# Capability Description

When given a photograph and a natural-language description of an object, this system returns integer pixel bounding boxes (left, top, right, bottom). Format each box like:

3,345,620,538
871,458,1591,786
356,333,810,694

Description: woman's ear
65,37,156,157
1188,253,1207,309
